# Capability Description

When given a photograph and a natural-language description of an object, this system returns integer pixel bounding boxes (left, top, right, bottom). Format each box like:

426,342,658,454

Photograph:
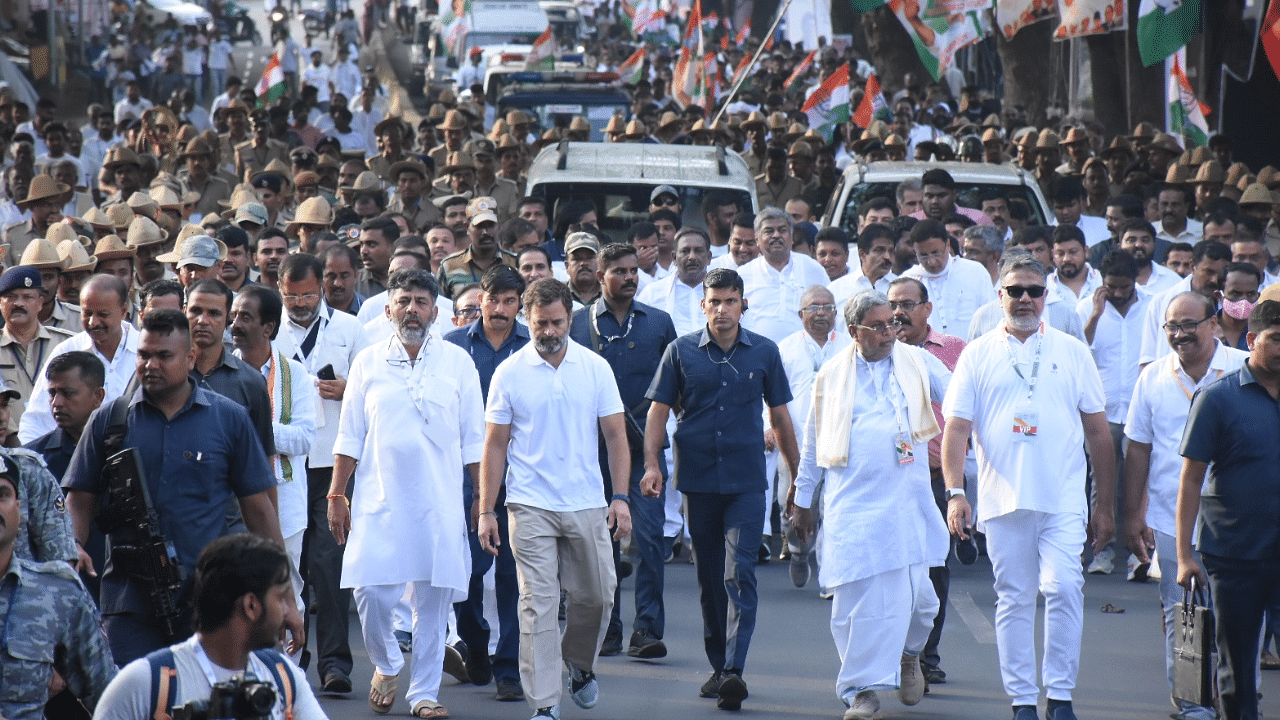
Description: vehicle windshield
836,180,1049,234
531,182,753,240
499,99,630,141
462,31,542,55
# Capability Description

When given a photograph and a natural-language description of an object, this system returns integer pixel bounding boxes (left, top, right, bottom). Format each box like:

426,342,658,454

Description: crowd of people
0,5,1279,720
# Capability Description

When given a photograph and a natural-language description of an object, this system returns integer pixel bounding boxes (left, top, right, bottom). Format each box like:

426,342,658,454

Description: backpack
145,646,296,720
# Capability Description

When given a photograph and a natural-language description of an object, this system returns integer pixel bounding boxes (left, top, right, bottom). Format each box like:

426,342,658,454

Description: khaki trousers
508,503,618,709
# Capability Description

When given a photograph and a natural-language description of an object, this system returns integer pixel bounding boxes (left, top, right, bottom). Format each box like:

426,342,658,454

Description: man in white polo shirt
1123,291,1245,720
478,278,633,720
941,252,1116,720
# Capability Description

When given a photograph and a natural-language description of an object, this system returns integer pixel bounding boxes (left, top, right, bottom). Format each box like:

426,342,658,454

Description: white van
453,0,549,59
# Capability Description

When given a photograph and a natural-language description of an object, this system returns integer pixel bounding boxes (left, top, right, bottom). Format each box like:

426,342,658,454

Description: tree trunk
996,20,1055,127
1125,0,1166,132
858,6,930,98
1086,33,1129,137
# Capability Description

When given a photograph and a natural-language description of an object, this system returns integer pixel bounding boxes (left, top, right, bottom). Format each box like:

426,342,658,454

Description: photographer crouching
93,534,329,720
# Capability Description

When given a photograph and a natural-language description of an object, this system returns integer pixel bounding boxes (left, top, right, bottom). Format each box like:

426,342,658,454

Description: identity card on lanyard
1006,326,1042,440
878,365,914,464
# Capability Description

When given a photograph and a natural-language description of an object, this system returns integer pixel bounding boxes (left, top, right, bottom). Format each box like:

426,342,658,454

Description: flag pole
710,0,795,126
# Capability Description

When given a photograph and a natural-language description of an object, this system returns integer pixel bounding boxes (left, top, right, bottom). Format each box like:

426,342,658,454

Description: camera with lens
174,676,277,720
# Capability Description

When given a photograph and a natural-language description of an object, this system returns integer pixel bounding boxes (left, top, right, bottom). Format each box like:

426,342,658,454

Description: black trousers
1202,553,1280,720
923,469,952,670
301,466,353,677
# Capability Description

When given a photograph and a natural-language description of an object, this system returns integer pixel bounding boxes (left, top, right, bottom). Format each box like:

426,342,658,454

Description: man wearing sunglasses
649,185,684,217
941,252,1116,720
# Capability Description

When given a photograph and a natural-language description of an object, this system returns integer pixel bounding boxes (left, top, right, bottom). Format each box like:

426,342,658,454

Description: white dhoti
355,582,453,705
985,509,1086,706
283,530,305,663
830,562,937,701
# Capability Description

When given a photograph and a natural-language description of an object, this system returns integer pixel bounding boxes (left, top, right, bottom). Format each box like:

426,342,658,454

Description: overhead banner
1054,0,1127,40
997,0,1056,40
882,0,984,81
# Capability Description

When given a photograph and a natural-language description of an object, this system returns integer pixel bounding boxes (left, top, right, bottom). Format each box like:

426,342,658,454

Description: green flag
1137,0,1202,67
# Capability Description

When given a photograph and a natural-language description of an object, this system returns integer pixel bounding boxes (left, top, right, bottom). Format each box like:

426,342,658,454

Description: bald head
80,273,130,308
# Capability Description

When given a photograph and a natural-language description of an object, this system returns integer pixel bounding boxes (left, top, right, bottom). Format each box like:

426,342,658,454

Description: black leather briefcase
1172,577,1215,708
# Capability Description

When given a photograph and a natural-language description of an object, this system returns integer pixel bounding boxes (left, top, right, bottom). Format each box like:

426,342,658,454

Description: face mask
1222,297,1256,320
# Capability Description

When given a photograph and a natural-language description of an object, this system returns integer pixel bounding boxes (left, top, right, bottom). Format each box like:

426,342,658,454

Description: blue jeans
456,478,519,683
1202,553,1280,720
685,490,765,674
608,452,667,639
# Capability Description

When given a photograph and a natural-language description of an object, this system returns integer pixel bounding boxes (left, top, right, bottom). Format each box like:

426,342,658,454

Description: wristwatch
945,487,967,500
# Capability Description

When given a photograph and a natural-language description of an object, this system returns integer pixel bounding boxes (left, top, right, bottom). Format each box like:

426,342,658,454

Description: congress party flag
1168,56,1210,147
525,27,555,70
735,19,751,44
1137,0,1203,66
783,49,816,90
852,72,891,128
618,46,646,85
673,0,703,106
849,0,983,81
802,62,851,142
256,54,286,106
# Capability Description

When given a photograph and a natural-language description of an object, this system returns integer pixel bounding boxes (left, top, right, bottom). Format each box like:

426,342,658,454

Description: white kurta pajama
795,343,950,703
333,334,486,706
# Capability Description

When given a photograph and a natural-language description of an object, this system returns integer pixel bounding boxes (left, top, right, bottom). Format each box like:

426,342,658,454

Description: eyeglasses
1163,317,1211,335
801,303,836,314
1224,290,1261,302
653,196,678,206
888,301,922,312
455,306,482,317
916,249,948,262
856,322,900,335
281,293,320,303
1002,285,1047,299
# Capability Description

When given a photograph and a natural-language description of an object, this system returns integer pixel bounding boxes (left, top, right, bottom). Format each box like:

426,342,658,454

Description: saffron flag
783,49,816,90
673,0,703,106
526,27,555,70
256,54,286,106
618,46,646,85
620,0,635,34
736,19,750,44
1262,0,1280,82
1137,0,1202,66
1168,56,1210,147
704,52,718,108
801,62,851,142
851,72,891,128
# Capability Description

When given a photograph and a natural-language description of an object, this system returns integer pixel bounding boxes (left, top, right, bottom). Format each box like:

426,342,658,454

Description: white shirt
776,328,851,434
114,97,153,124
19,323,139,443
738,252,831,344
795,347,950,587
967,295,1086,344
1075,290,1150,424
333,334,484,590
180,45,205,75
1047,264,1102,305
636,273,704,336
828,267,896,309
943,324,1107,528
333,59,362,101
302,63,333,103
1157,217,1204,245
240,348,317,538
709,254,743,270
272,304,370,468
903,255,996,338
207,39,233,70
356,291,453,337
94,636,327,720
1138,261,1182,296
1124,342,1247,537
485,340,625,512
1138,274,1195,366
1051,214,1111,247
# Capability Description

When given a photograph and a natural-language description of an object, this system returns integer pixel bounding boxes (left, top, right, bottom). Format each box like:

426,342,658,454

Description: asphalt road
299,554,1280,720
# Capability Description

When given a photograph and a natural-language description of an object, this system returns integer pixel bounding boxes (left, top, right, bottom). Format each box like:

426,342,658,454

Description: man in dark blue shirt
63,309,299,665
1178,299,1280,720
643,268,801,711
444,265,528,701
570,243,677,660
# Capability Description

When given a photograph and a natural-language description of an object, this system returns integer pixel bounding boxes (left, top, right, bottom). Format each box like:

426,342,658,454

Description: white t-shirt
485,340,624,512
302,63,332,103
94,636,327,720
942,324,1106,528
1075,291,1149,424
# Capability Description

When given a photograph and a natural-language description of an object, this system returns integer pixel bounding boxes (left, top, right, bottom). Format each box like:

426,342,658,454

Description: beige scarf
812,341,940,469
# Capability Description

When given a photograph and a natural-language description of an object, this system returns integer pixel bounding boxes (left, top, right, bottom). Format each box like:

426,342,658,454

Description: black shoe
700,671,724,698
321,670,352,694
599,627,623,657
716,672,748,710
1046,700,1077,720
1012,705,1040,720
619,557,633,579
495,677,525,701
444,642,470,683
466,649,492,686
921,663,946,684
757,542,771,565
627,630,667,659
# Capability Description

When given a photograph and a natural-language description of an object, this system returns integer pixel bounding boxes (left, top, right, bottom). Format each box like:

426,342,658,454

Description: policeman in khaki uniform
436,196,518,299
386,158,440,233
0,450,116,720
0,267,74,436
467,138,520,224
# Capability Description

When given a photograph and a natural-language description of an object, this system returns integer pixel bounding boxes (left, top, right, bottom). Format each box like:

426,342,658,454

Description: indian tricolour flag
852,72,891,128
526,27,555,70
801,62,851,142
618,46,646,85
1168,56,1210,147
783,49,816,91
1138,0,1202,67
256,54,286,106
673,0,703,107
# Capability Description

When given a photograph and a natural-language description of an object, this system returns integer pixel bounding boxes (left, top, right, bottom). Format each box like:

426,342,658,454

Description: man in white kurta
328,269,485,717
941,254,1116,720
793,291,949,720
902,220,996,338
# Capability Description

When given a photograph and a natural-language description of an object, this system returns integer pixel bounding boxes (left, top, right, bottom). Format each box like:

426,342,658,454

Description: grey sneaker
789,551,811,588
567,663,599,709
531,705,560,720
898,652,925,706
843,690,879,719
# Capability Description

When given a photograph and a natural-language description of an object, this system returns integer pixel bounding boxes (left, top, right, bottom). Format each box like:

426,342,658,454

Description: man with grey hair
967,249,1086,343
773,285,850,588
962,225,1005,285
896,178,924,217
792,288,950,719
941,252,1116,720
328,268,486,718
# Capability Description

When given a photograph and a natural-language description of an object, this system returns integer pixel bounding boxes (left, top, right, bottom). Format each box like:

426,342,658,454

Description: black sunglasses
1003,285,1047,299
